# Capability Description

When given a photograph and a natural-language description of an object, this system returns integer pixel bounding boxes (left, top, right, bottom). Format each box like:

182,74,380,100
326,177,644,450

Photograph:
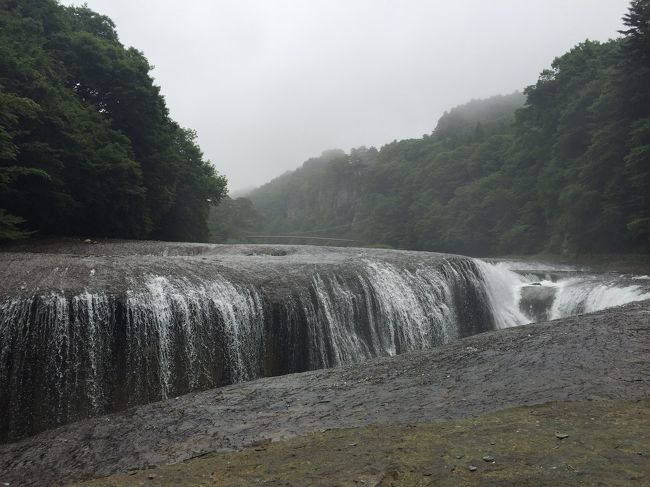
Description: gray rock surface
0,238,458,299
0,299,648,486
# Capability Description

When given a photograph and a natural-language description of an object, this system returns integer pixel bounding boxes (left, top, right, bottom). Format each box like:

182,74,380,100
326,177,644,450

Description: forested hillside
0,0,227,241
245,1,650,255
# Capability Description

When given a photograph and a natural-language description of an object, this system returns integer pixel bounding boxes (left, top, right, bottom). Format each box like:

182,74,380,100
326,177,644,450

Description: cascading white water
304,260,468,367
72,291,111,414
2,253,649,442
364,262,459,350
549,277,650,319
0,291,113,423
476,259,650,327
125,275,265,398
474,261,530,328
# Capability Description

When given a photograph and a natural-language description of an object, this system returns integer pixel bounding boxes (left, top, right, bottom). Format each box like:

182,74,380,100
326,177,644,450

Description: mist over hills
1,1,648,258
225,29,650,256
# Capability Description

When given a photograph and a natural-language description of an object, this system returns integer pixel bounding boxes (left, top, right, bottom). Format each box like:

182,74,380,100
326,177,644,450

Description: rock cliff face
0,240,495,442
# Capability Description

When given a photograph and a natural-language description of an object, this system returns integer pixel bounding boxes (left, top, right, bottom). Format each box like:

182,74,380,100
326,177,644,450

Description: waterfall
299,260,486,368
475,260,650,327
549,277,650,319
0,257,492,441
474,261,530,328
1,250,648,443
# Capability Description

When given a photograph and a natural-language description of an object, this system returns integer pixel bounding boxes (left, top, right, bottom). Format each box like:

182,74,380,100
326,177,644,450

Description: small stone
147,473,157,479
468,465,477,472
555,432,569,440
251,438,272,448
483,455,495,462
456,454,464,459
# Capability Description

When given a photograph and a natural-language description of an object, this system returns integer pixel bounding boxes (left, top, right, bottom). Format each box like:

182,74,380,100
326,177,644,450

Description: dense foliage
207,196,259,243
0,0,226,241
247,1,650,255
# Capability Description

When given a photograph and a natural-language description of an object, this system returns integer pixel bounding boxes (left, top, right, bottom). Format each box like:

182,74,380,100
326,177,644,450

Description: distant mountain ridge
434,92,525,138
243,93,528,251
216,2,650,255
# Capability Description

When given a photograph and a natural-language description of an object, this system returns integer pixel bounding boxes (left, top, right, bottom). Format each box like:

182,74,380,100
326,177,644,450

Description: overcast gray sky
63,0,630,192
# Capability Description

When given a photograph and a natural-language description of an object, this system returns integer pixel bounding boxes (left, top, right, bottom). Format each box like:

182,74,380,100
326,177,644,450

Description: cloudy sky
63,0,630,192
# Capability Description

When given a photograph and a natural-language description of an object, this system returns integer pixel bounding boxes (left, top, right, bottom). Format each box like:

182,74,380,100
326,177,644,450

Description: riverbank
76,398,650,486
1,299,649,486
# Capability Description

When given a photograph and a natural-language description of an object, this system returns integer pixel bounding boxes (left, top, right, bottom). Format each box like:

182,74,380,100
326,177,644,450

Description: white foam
476,260,650,327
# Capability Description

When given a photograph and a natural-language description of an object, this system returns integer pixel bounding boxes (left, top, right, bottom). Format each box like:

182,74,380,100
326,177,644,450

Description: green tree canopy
247,0,650,255
0,0,227,241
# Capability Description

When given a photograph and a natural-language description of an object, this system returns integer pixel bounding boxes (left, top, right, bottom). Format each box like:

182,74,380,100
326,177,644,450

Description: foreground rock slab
76,399,650,486
1,300,650,486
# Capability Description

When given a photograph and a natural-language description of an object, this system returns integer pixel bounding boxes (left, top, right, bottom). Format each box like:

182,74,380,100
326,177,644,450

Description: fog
62,0,630,192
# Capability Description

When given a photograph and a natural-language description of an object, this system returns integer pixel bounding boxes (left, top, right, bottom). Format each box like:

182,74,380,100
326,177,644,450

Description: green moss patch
74,399,650,486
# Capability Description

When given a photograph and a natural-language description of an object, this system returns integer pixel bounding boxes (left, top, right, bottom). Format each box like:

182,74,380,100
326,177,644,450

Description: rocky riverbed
1,298,649,486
